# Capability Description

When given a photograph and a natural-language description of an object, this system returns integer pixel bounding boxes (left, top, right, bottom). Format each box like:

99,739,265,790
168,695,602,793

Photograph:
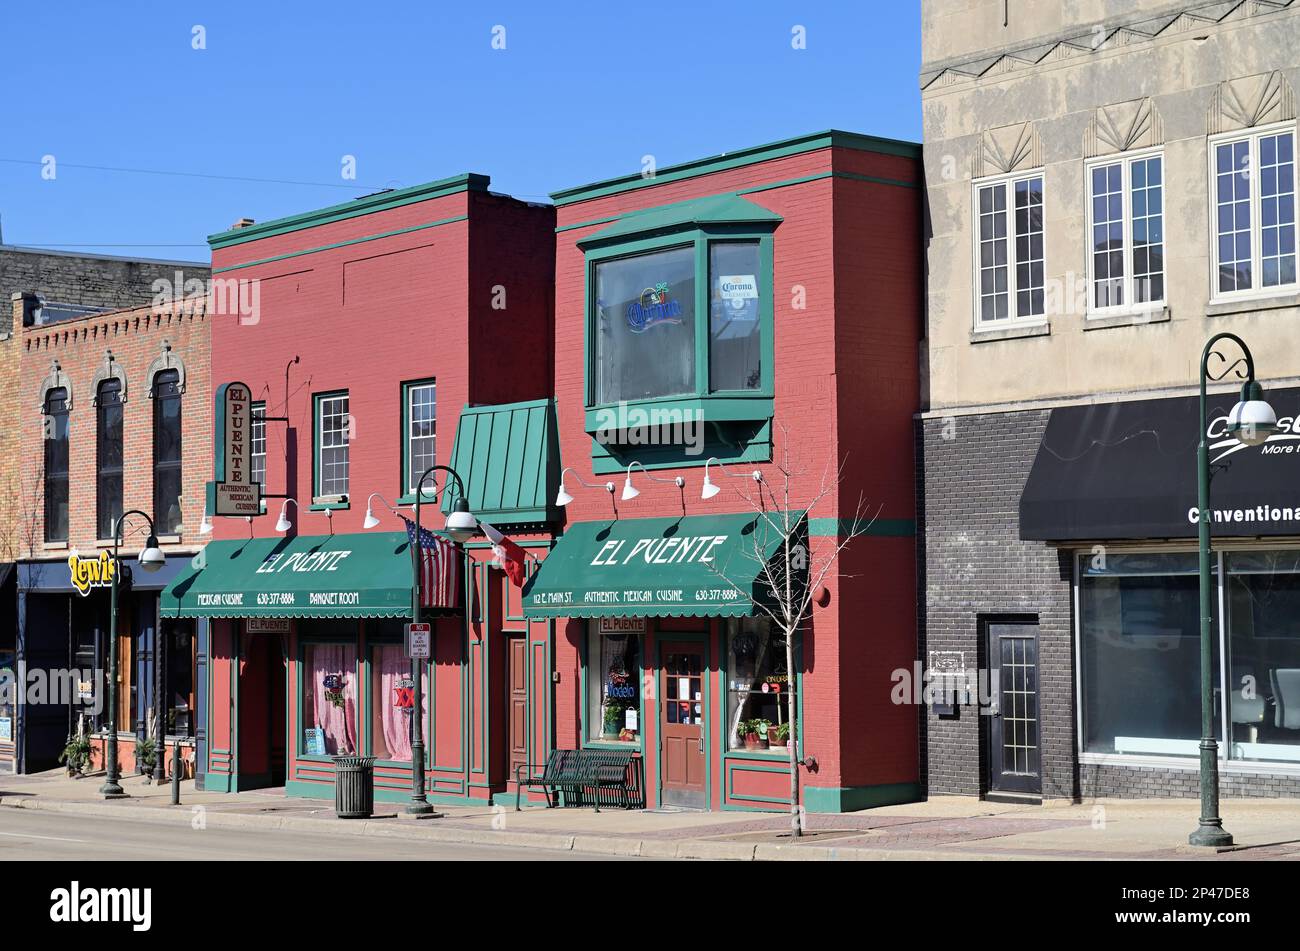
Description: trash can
332,755,376,819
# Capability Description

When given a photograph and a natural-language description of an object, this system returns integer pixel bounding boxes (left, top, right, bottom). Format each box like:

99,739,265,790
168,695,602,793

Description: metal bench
515,749,644,812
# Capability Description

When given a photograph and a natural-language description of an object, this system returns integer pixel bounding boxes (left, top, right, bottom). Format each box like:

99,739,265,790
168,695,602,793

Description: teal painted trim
807,517,916,538
590,428,771,476
578,194,782,249
211,215,469,274
199,772,232,793
801,781,923,814
550,130,921,206
209,174,487,249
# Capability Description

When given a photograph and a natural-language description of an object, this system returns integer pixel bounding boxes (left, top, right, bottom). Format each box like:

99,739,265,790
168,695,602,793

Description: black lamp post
1189,333,1279,847
366,467,476,816
100,510,166,799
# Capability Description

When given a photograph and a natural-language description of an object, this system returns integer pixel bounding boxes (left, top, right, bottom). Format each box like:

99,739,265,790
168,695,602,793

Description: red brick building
170,176,557,801
522,131,924,811
6,291,210,775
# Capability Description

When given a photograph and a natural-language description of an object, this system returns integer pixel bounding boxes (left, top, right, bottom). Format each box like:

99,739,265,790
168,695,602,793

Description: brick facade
0,246,208,314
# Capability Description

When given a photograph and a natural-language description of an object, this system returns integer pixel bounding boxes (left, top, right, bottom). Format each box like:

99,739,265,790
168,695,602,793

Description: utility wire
0,156,384,190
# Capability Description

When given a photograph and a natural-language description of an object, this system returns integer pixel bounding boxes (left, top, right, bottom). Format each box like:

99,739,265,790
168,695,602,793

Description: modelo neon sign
626,283,683,333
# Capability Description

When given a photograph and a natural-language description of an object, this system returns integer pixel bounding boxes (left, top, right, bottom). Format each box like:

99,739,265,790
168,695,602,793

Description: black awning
1020,387,1300,541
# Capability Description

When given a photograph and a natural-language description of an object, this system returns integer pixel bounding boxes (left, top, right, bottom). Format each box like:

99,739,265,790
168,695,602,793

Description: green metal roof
577,194,782,248
208,173,490,250
522,511,806,619
550,129,921,207
441,398,560,526
160,532,416,619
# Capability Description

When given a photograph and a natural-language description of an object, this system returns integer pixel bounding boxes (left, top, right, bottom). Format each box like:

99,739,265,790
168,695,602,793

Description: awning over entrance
161,532,416,619
523,511,805,619
1020,387,1300,541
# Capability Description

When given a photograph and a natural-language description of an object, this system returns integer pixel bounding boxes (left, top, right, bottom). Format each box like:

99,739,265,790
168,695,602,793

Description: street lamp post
392,467,476,816
1189,333,1279,848
100,510,166,799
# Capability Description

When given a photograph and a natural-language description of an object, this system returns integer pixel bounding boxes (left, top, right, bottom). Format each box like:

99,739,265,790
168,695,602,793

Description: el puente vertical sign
207,381,262,516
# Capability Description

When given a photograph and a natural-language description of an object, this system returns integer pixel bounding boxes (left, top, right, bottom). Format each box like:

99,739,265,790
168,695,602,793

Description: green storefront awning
523,511,805,619
161,532,416,619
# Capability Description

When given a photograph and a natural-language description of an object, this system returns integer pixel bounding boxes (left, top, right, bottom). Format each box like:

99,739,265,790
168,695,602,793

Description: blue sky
0,2,921,262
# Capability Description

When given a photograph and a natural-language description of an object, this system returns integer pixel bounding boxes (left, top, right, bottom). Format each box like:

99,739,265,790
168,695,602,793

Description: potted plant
740,719,771,750
135,737,157,776
602,702,624,739
770,722,790,750
58,735,92,777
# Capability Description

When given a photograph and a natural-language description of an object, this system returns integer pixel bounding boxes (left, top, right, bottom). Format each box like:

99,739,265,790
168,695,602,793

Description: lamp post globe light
369,466,476,816
101,510,165,799
1190,334,1280,848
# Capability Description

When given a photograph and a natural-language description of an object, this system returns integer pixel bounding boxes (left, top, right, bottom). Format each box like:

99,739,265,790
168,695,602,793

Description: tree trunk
786,625,800,836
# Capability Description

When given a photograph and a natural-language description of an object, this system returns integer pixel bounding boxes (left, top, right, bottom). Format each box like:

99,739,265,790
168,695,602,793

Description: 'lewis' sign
69,552,116,597
208,381,262,517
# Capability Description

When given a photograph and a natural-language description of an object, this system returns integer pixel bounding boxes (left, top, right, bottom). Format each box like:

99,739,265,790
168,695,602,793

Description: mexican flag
480,521,527,588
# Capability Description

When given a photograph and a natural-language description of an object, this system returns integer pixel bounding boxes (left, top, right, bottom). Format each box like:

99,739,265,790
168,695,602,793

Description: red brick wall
16,298,212,557
550,143,923,796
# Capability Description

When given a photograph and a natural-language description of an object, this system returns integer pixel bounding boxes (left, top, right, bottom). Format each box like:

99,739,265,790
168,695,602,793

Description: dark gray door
987,623,1041,795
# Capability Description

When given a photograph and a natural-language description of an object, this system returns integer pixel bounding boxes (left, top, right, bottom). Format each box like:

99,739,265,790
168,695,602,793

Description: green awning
440,398,559,526
161,532,416,619
523,512,805,619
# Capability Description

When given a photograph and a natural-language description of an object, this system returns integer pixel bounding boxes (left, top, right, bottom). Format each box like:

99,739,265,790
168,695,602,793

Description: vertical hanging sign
207,381,262,516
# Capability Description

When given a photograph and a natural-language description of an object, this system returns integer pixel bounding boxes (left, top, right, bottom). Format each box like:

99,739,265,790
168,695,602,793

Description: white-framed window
404,380,436,496
1211,124,1297,299
250,401,266,489
315,391,350,499
972,172,1045,327
1086,150,1166,314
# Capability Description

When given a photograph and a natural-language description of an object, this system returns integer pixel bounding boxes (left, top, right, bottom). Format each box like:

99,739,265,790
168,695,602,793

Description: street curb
0,797,1089,861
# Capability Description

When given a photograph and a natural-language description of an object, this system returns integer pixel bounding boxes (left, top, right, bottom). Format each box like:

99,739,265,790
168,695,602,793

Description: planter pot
743,733,769,750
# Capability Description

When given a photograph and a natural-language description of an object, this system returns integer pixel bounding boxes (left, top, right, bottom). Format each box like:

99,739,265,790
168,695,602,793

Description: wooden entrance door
506,634,528,782
661,641,706,809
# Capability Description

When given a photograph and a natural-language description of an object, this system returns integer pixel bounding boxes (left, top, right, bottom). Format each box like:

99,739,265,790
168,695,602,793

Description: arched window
153,369,183,534
97,378,124,539
43,387,70,543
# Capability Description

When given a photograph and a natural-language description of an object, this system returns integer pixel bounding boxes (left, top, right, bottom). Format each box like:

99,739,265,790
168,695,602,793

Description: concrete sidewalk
3,769,1299,860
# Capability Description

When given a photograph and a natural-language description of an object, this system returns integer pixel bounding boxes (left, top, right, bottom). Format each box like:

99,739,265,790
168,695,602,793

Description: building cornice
921,0,1296,92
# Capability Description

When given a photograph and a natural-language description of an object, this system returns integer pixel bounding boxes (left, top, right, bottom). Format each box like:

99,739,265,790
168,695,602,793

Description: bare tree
707,423,877,836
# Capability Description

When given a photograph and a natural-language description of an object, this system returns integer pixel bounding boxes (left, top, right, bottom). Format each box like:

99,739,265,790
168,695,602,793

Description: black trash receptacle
332,755,376,818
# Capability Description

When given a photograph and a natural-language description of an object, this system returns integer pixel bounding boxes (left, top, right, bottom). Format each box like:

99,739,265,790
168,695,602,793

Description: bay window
1212,126,1297,297
973,172,1045,326
1087,152,1165,312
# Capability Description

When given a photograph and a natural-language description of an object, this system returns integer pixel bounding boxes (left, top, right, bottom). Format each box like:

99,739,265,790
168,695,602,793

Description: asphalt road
0,808,640,861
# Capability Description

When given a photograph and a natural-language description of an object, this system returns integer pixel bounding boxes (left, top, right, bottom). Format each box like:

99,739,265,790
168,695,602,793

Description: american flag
401,516,461,611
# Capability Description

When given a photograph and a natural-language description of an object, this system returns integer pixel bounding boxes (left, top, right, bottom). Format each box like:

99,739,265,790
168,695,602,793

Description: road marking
0,830,89,843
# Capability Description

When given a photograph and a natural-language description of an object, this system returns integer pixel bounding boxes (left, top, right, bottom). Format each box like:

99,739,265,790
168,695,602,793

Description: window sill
584,394,774,475
582,739,643,753
726,747,793,761
1207,291,1300,318
309,498,350,512
969,322,1050,344
157,534,182,545
1082,306,1170,331
42,542,69,551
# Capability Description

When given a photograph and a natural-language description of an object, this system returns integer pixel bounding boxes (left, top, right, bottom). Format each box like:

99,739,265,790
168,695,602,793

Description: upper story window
1212,126,1297,298
587,232,773,408
1086,151,1165,313
96,379,124,540
153,369,183,535
43,387,69,543
403,380,436,496
250,402,266,490
315,391,350,500
973,173,1045,326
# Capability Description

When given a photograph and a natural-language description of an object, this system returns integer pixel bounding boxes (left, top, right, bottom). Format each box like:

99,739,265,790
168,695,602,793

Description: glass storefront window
1226,551,1300,764
1079,553,1220,757
370,643,428,762
302,643,357,755
587,622,641,743
726,618,793,750
164,620,195,738
594,246,696,404
0,649,15,744
708,242,762,392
